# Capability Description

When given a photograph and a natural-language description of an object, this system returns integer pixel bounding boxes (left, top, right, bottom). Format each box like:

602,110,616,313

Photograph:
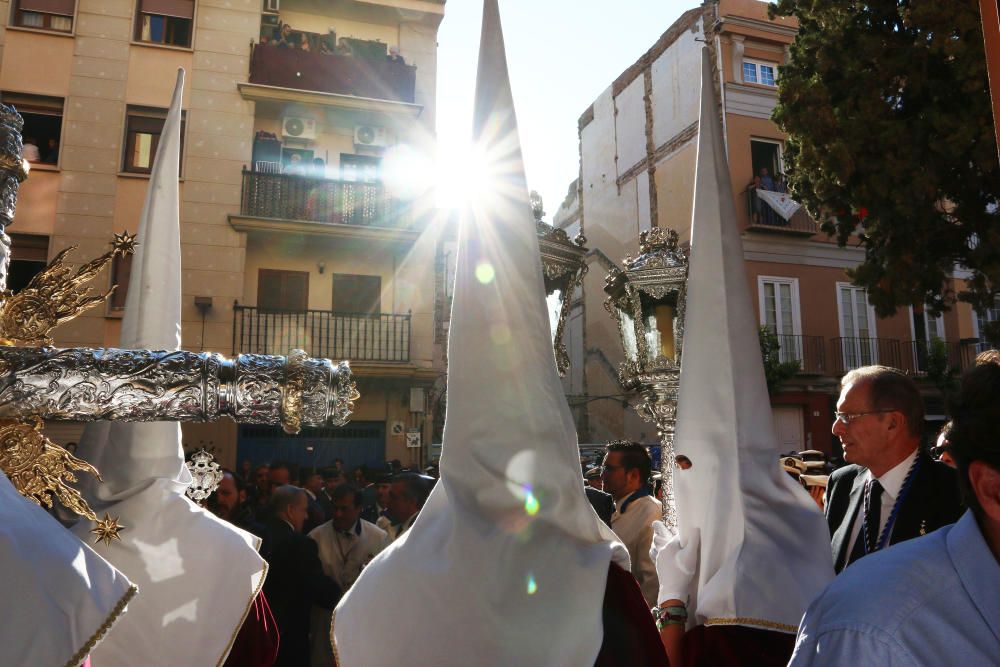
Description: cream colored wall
14,169,59,234
126,47,194,108
649,19,702,146
653,142,696,239
0,30,73,94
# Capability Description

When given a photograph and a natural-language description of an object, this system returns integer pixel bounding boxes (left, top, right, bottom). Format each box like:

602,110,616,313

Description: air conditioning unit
354,125,389,148
282,116,316,141
263,0,279,14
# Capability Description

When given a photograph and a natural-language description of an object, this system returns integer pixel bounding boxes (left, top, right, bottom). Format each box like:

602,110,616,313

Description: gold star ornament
91,513,125,547
112,230,138,256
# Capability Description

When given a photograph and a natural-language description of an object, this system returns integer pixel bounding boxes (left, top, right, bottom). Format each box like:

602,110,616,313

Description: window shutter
18,0,75,16
138,0,193,19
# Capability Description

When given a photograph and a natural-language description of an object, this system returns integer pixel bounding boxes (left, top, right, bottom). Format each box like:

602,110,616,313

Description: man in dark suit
263,485,342,666
585,483,614,527
826,366,963,573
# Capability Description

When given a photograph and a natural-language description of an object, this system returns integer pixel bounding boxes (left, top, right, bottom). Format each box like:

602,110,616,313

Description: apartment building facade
1,0,447,471
556,0,982,456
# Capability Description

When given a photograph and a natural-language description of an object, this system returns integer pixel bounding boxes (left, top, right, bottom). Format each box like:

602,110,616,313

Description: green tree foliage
922,336,960,399
769,0,999,339
759,327,801,394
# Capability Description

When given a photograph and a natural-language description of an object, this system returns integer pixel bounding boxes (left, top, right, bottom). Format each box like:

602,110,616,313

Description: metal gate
236,421,386,475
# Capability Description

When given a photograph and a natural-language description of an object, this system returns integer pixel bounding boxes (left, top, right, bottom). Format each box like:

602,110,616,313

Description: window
7,233,48,293
1,93,63,166
837,283,878,369
332,274,380,315
258,269,309,312
911,306,945,372
743,60,778,87
974,298,1000,353
123,106,185,174
340,154,381,183
11,0,74,32
758,276,802,364
750,138,783,183
109,251,132,312
134,0,193,48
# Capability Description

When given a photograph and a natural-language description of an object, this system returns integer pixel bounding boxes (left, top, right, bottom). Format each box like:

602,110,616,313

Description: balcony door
332,274,381,315
974,297,1000,353
758,276,802,364
911,307,945,372
837,283,878,370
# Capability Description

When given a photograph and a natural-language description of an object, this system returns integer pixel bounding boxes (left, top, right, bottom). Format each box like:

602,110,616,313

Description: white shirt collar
870,448,918,501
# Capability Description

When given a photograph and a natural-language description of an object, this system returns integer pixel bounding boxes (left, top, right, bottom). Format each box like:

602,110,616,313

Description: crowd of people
262,20,406,65
196,354,998,666
203,460,435,666
569,357,998,665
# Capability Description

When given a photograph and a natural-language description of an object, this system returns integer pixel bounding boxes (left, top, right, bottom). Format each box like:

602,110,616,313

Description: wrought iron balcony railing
829,337,904,374
900,339,979,376
746,188,819,234
249,43,417,103
233,306,411,362
771,333,827,375
240,169,403,228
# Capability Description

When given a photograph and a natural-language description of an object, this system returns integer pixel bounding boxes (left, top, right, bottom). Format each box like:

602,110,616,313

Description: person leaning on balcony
336,38,352,56
387,45,405,65
275,23,295,48
826,365,963,574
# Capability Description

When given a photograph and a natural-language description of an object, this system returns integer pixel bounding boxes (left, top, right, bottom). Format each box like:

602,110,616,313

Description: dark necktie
847,479,883,567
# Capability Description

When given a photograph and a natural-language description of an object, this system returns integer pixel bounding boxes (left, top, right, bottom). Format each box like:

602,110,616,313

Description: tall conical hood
0,471,135,666
71,69,267,666
667,49,834,631
332,2,626,664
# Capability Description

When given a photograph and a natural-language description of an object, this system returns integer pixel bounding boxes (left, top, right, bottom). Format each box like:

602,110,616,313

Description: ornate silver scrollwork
184,449,224,503
536,210,588,377
0,346,358,433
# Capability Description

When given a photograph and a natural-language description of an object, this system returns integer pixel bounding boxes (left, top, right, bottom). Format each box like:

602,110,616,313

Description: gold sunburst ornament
0,418,101,520
91,513,126,547
0,233,136,526
0,232,136,347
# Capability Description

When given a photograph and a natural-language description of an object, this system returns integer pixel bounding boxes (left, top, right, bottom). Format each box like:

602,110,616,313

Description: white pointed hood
332,2,627,665
70,69,267,666
0,471,135,666
666,49,834,631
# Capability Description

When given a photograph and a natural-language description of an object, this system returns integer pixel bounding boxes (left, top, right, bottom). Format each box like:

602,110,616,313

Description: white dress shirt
844,448,918,558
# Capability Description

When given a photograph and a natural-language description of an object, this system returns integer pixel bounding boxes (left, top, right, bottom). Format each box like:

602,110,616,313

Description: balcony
247,44,416,104
231,169,422,242
772,334,827,375
233,306,411,363
899,339,980,377
746,187,819,235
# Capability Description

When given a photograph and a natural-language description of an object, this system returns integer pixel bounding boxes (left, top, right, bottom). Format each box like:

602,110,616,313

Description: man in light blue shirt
788,355,1000,666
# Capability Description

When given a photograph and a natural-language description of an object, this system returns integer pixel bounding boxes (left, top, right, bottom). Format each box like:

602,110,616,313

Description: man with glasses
826,366,962,573
601,440,661,605
789,355,1000,665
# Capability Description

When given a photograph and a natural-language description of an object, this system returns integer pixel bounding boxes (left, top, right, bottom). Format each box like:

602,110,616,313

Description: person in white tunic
308,483,387,666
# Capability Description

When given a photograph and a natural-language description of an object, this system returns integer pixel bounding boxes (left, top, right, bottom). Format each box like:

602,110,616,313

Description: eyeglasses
833,409,896,425
930,442,951,462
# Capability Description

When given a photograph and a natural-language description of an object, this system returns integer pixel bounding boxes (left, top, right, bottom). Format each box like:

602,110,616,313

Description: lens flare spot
526,573,538,596
490,323,511,345
524,489,539,516
475,262,495,284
